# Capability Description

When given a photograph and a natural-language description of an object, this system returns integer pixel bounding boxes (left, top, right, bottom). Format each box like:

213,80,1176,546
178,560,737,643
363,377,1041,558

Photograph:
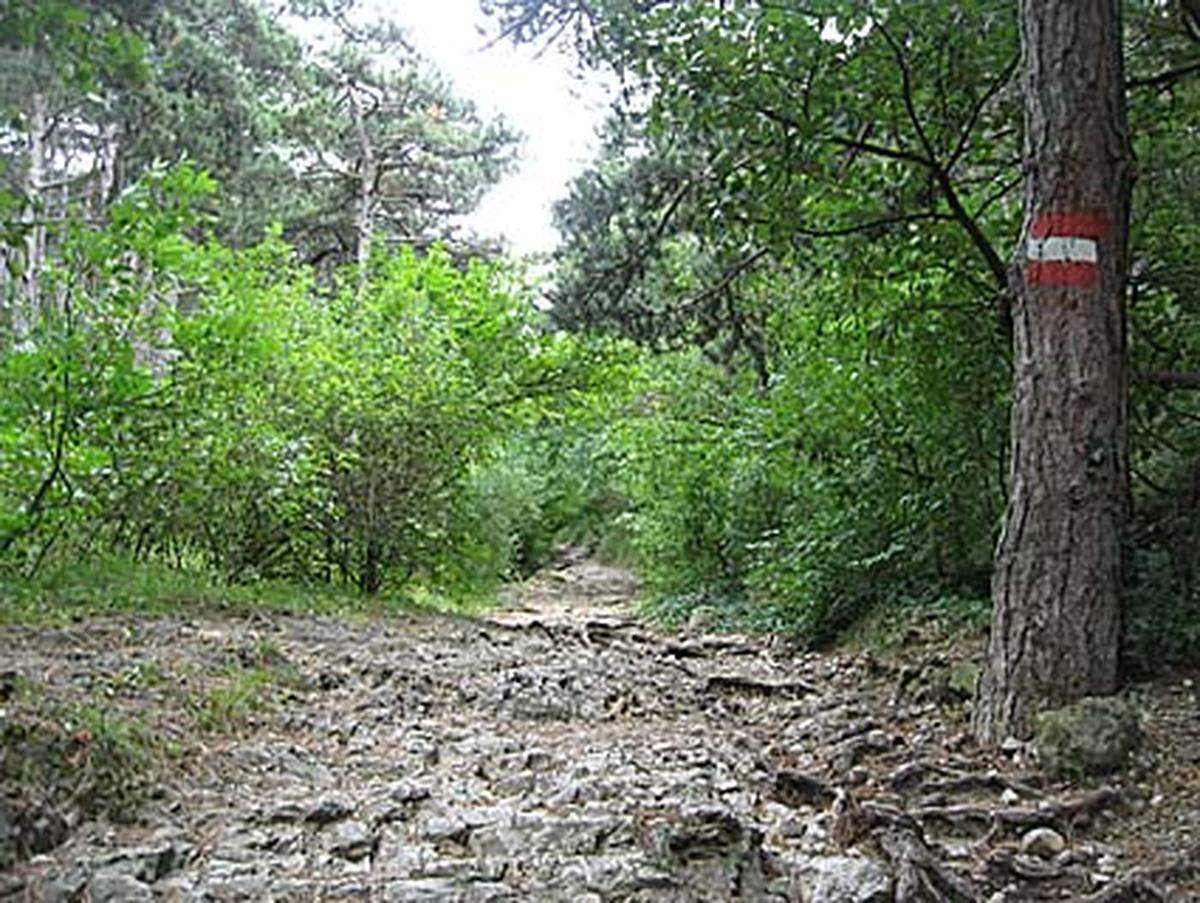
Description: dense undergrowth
1,0,1198,674
0,165,1196,668
0,165,625,602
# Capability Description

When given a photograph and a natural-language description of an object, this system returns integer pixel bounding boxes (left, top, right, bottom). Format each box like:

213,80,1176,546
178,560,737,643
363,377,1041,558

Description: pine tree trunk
95,121,121,217
347,83,376,297
974,0,1132,742
16,89,48,339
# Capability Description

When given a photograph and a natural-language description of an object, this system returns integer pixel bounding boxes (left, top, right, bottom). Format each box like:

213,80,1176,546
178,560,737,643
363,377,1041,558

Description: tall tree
974,1,1133,741
0,0,146,338
493,1,1022,371
0,0,517,311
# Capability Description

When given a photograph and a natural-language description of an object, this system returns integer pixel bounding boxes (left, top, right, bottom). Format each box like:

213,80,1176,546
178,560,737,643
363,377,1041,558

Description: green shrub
613,261,1005,644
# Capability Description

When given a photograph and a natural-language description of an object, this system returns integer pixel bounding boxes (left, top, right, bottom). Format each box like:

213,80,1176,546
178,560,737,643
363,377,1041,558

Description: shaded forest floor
2,556,1199,901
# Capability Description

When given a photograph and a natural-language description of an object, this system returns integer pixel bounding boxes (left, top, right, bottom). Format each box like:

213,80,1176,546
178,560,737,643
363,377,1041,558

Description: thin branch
743,100,935,168
1126,58,1200,90
971,174,1022,219
788,210,954,240
877,22,938,166
679,247,770,314
948,54,1019,169
826,132,934,168
876,22,1010,293
755,103,1008,292
1136,370,1200,390
932,166,1010,291
552,174,694,319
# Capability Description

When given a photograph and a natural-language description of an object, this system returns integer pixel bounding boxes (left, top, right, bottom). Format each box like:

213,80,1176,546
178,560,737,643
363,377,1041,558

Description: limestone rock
304,795,354,825
1035,697,1140,778
328,820,376,861
637,806,769,900
789,854,893,902
40,868,89,902
87,869,153,902
92,841,192,883
1019,827,1066,859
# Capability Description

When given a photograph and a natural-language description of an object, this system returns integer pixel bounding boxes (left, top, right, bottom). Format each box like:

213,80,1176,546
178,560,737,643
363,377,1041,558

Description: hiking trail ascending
3,554,1198,900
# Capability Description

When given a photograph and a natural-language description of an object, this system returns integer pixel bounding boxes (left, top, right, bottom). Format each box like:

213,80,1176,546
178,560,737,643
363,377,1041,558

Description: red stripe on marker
1029,211,1110,240
1026,260,1098,288
1026,210,1108,288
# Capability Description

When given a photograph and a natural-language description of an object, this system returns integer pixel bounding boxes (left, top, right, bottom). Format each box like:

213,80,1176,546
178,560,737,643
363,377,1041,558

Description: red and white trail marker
1025,212,1109,288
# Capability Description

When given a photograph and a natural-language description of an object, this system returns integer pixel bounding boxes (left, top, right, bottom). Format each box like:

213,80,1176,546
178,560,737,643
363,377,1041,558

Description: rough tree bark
974,0,1133,743
346,80,378,299
16,89,48,340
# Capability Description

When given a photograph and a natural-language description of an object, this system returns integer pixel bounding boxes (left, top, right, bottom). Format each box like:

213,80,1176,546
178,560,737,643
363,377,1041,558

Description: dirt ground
1,557,1198,900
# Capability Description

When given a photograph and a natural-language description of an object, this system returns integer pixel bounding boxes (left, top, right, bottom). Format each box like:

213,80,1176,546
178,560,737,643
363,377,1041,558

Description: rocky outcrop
1,560,1196,900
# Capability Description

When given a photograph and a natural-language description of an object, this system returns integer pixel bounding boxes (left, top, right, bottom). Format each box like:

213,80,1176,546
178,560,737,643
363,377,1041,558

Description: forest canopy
0,0,612,601
487,0,1200,663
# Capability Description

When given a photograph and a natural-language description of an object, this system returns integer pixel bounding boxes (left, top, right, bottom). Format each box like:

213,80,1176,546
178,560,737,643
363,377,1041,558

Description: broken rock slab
787,853,893,902
636,805,773,900
86,869,153,903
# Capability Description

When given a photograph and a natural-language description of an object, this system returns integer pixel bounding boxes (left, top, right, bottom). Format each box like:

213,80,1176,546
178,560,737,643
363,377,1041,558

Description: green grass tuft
1,694,161,866
0,555,443,626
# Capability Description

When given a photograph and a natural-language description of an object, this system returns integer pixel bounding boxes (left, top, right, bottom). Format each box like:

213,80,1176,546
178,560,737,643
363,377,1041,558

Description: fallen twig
1083,844,1200,902
910,786,1122,831
703,674,819,698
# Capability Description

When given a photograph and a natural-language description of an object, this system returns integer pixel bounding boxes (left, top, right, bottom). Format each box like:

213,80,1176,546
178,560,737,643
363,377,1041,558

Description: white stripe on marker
1026,236,1098,263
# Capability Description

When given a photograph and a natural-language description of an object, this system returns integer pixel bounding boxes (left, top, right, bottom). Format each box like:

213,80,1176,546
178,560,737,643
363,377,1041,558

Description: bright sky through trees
391,1,608,255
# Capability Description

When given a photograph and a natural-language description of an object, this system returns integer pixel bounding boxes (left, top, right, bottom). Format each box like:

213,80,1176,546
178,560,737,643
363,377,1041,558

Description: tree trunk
347,82,377,298
94,121,121,217
974,0,1132,743
15,89,49,339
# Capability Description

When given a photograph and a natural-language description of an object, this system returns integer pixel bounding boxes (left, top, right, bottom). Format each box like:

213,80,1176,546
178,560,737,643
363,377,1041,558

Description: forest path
3,556,1199,900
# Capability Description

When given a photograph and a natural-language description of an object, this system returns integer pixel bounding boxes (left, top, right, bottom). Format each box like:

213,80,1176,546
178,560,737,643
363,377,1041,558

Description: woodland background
1,0,1198,672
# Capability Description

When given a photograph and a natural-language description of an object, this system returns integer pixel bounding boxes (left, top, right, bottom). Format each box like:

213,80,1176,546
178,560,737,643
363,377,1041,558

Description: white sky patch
386,2,610,256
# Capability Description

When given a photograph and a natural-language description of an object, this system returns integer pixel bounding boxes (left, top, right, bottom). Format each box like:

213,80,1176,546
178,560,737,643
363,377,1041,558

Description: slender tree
974,0,1133,741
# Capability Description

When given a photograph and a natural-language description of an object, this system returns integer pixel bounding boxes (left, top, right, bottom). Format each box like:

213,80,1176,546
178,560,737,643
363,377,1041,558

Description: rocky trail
2,555,1199,901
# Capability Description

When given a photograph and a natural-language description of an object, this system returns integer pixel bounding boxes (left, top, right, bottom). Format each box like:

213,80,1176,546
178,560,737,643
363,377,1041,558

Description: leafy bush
463,418,633,579
0,164,614,600
615,260,1006,644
